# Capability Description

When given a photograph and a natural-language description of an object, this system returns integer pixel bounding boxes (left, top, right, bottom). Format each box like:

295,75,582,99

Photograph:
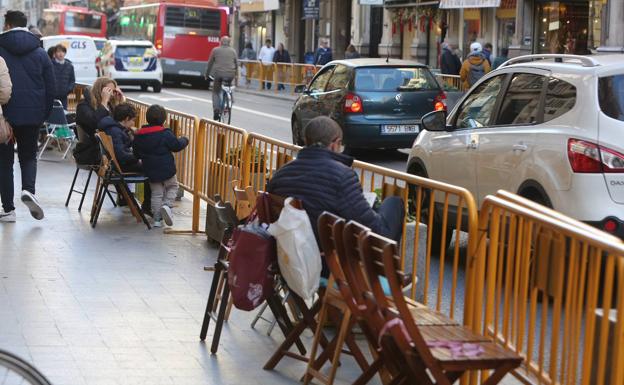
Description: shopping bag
268,197,321,300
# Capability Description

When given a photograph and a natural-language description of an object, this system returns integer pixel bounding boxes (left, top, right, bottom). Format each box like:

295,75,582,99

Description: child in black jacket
97,103,140,172
133,104,189,227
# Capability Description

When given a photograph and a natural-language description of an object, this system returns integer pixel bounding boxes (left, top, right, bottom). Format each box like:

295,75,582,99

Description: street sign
302,0,319,20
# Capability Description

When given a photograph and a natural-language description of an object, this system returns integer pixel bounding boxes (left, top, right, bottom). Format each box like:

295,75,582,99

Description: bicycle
0,349,53,385
209,76,234,125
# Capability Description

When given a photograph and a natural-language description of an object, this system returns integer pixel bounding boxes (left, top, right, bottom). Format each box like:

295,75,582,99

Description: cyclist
204,36,238,121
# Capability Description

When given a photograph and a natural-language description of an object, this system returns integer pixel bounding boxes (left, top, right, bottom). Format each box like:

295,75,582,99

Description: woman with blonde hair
76,77,125,138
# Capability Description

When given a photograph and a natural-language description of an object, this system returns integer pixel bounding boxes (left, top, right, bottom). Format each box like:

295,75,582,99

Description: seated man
267,116,404,274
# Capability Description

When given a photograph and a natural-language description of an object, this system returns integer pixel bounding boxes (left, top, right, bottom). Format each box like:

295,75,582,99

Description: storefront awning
439,0,501,9
240,0,279,13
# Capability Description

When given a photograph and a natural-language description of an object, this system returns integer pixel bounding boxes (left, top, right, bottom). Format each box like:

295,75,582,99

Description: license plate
178,70,201,76
128,57,143,65
381,124,419,135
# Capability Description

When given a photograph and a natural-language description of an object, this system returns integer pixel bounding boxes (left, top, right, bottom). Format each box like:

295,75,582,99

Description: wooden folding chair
90,132,151,229
358,230,523,385
302,212,372,385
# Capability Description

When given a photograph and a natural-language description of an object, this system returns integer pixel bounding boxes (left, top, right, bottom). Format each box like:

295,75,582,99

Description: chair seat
432,340,523,369
109,175,149,183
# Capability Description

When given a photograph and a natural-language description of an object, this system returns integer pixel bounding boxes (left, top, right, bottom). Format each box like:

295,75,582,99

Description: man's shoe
213,112,221,121
153,220,162,228
161,206,173,226
0,210,16,222
20,191,44,220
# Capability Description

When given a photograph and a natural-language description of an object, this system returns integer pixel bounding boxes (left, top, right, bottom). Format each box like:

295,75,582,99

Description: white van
42,35,98,85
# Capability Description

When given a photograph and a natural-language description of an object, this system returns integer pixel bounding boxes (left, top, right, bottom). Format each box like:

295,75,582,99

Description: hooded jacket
459,52,491,90
132,125,189,182
97,116,138,166
0,28,55,126
52,59,75,99
440,46,461,76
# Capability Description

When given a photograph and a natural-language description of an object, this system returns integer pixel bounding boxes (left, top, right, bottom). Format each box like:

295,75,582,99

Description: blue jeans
0,125,39,212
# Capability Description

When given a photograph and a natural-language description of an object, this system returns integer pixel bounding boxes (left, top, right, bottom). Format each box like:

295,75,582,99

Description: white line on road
139,94,192,102
161,90,291,123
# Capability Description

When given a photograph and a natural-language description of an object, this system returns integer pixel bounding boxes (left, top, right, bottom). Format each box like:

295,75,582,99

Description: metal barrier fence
436,73,462,90
239,60,321,94
474,195,624,385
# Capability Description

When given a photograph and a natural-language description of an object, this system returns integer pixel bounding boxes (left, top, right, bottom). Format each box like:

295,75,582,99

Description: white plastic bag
268,197,322,300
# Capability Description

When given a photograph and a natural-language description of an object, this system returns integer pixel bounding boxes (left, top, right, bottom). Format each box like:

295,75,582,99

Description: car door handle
513,143,528,151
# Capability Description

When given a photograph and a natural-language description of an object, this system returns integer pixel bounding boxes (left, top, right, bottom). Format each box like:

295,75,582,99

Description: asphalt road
124,86,411,173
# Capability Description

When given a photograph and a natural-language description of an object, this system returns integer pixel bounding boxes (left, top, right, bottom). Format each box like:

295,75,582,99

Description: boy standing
133,105,189,227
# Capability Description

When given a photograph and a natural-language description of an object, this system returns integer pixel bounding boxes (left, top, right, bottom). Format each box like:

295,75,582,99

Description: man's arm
336,169,382,231
205,51,215,78
66,64,76,95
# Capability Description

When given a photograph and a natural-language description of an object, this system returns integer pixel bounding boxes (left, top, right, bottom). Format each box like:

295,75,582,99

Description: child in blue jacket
133,105,189,227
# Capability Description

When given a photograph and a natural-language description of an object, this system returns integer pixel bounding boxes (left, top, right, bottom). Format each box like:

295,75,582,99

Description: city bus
118,1,227,85
40,5,107,38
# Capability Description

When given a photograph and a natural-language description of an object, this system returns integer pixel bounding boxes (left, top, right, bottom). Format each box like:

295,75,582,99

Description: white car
408,54,624,239
97,40,163,93
41,35,98,85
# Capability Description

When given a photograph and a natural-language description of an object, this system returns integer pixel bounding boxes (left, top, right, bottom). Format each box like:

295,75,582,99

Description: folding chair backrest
339,221,372,309
213,194,239,230
96,132,123,174
317,212,347,287
47,100,69,126
232,180,255,220
94,133,111,178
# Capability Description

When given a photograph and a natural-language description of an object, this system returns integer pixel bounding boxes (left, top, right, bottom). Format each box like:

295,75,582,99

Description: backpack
468,61,485,87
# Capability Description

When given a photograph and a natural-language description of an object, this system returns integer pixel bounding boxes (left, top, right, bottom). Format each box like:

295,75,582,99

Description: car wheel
407,163,453,256
519,186,552,209
140,85,148,92
153,83,162,93
291,119,304,146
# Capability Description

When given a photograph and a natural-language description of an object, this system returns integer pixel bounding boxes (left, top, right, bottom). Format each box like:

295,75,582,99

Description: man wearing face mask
267,116,405,268
51,44,75,110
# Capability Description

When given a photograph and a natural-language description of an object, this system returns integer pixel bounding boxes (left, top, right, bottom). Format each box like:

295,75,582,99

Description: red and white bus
118,1,227,84
40,5,107,38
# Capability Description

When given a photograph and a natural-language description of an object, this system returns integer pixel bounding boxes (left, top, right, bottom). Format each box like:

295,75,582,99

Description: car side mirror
421,110,448,132
294,84,308,94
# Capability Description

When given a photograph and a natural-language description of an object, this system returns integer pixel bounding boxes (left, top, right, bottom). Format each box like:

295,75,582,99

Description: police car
97,40,163,93
42,35,99,85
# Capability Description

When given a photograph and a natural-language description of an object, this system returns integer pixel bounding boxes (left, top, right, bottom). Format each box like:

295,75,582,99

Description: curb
235,86,298,103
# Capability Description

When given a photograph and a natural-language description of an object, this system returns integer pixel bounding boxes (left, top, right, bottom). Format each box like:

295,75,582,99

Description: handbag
228,193,277,311
0,105,13,144
268,197,322,300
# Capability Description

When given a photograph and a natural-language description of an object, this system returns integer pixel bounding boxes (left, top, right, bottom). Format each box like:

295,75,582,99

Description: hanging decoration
390,6,441,36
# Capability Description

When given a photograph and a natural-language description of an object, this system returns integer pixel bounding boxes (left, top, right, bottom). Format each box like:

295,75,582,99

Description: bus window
40,10,61,36
165,6,221,31
65,12,102,34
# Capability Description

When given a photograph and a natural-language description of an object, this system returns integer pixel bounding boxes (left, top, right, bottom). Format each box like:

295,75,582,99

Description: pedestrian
240,41,256,85
344,44,360,59
460,42,491,90
258,39,275,90
51,44,75,109
440,40,461,75
47,46,55,60
483,42,493,65
314,39,333,66
272,43,290,91
0,10,55,222
132,104,189,228
492,47,509,70
97,103,141,173
204,36,238,121
267,116,405,277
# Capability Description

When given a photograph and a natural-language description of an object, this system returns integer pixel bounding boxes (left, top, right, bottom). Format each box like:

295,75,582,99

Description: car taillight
434,91,447,111
568,138,624,173
344,93,362,114
156,38,163,50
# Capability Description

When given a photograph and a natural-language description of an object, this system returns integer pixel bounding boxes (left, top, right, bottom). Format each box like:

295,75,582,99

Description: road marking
161,90,291,123
139,94,192,102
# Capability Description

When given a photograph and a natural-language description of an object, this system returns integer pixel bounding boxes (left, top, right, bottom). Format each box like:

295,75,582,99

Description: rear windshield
115,46,152,58
599,75,624,121
354,67,439,92
165,6,221,31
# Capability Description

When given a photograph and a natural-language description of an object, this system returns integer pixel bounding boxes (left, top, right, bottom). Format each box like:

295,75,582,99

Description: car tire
140,85,148,92
407,163,453,256
519,185,552,209
153,83,162,93
291,119,304,146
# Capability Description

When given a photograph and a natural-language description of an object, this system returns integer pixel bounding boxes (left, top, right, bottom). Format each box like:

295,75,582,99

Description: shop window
536,1,589,54
543,77,576,122
496,73,545,125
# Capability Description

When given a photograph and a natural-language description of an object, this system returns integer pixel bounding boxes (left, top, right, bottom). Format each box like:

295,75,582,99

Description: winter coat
314,47,333,66
205,46,238,80
440,47,461,75
133,125,189,182
492,55,508,70
460,53,491,90
273,49,291,63
0,56,12,105
52,59,75,99
97,116,138,166
75,87,111,138
266,146,390,245
0,28,55,127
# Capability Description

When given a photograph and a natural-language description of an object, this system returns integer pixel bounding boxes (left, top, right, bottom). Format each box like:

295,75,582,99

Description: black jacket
52,59,75,99
133,125,189,182
273,49,291,63
0,28,55,127
440,47,461,75
97,116,138,166
266,147,388,243
76,88,110,138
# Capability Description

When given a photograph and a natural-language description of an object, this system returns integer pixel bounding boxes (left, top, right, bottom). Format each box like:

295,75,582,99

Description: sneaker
20,191,44,220
161,206,173,226
0,210,16,222
153,220,162,228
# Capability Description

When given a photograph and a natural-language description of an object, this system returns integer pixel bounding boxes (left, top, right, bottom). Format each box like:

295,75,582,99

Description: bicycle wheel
0,349,53,385
221,92,231,125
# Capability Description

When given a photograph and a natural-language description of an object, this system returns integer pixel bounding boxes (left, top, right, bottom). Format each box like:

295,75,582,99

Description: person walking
440,41,461,75
0,10,55,222
51,44,75,109
240,42,256,85
483,42,493,65
258,39,276,90
272,43,290,91
344,44,360,59
314,39,333,66
204,36,238,121
460,42,491,91
492,47,509,70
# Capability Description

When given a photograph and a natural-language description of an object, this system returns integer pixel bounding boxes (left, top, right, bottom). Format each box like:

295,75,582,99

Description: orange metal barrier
67,84,86,112
238,60,321,94
474,195,624,385
165,109,200,194
436,73,462,90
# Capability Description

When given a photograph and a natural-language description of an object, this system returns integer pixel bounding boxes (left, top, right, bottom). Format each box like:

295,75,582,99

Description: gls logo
69,41,86,49
610,180,624,186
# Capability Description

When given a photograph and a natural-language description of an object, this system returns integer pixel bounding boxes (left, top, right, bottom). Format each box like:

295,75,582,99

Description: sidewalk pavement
235,79,299,102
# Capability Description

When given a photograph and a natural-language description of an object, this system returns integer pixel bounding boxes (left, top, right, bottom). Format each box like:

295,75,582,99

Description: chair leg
62,139,74,159
325,309,354,384
265,294,306,355
91,181,108,228
105,187,117,207
65,166,80,207
302,296,331,385
91,178,103,220
37,136,52,160
210,283,230,354
200,261,223,341
77,169,93,212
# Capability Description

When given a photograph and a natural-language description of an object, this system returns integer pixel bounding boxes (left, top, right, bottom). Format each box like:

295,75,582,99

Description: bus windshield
165,6,221,31
65,11,102,34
